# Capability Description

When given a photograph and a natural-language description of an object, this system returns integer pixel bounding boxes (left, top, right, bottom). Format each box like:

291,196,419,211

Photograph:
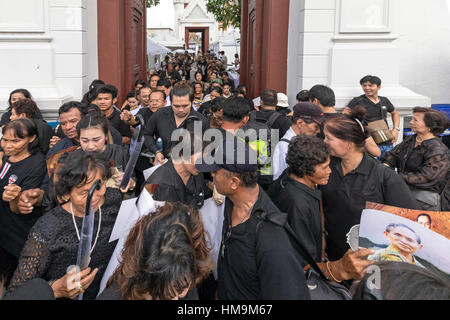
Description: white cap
277,93,290,108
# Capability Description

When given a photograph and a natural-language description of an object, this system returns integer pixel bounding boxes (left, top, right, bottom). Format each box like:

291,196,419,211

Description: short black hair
126,91,137,100
58,101,86,116
93,85,117,100
210,86,223,96
287,135,330,178
296,90,309,102
3,118,40,155
222,97,251,123
55,152,112,200
151,89,167,101
76,113,110,138
135,79,147,88
211,97,226,113
89,80,105,91
170,83,194,103
157,78,172,89
225,170,259,188
360,75,382,86
260,89,278,107
309,85,335,107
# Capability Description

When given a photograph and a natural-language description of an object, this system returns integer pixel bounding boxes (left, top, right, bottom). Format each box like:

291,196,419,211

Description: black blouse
8,188,122,300
383,135,450,194
321,154,419,261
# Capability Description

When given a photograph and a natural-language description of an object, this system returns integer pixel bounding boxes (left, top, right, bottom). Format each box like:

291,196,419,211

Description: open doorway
185,27,209,53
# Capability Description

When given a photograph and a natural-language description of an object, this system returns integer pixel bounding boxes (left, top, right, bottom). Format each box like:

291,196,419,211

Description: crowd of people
0,50,449,300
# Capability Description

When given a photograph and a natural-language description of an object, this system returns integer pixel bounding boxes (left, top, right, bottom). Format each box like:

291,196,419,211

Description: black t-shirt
0,153,47,257
320,153,419,261
107,109,132,139
218,189,310,300
347,95,395,123
268,172,323,267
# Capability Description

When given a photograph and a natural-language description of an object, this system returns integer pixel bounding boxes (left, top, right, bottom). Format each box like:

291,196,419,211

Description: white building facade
0,0,99,120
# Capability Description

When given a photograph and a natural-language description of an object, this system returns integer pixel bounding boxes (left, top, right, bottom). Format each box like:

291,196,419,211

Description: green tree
146,0,160,7
206,0,241,29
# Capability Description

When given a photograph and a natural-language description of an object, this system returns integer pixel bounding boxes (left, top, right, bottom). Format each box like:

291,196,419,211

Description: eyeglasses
150,99,163,103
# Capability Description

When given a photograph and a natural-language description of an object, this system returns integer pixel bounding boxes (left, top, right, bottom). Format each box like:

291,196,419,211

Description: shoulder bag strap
254,209,329,280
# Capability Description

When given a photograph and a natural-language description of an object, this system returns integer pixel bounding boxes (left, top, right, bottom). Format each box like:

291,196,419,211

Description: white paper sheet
143,163,163,181
199,198,225,280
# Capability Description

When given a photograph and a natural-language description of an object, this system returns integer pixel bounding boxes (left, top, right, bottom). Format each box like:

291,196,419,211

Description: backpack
240,111,283,188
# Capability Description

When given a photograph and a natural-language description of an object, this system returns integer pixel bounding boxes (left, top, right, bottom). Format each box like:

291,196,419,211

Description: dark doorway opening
185,27,209,53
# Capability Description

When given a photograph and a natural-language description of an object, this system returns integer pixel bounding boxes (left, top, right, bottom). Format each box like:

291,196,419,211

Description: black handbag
255,209,352,300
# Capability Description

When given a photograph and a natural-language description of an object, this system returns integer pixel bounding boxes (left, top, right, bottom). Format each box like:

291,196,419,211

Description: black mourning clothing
0,152,47,259
7,188,122,300
321,154,419,261
107,109,132,140
218,189,310,300
382,135,450,194
268,172,323,267
145,159,212,209
142,107,208,158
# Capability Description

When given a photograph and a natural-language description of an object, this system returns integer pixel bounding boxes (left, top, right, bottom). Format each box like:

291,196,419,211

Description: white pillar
0,0,96,121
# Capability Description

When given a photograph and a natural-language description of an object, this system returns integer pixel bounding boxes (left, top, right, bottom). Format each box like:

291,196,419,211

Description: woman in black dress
8,152,122,299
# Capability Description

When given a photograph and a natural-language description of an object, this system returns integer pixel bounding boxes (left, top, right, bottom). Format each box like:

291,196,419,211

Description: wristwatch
393,127,400,131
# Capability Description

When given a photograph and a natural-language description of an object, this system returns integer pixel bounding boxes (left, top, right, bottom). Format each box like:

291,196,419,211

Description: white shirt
272,127,296,180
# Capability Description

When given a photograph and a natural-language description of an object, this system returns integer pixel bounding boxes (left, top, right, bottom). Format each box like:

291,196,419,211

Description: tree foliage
206,0,241,29
146,0,160,7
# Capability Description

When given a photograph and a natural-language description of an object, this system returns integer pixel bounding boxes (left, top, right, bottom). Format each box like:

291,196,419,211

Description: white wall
0,0,97,120
395,0,450,105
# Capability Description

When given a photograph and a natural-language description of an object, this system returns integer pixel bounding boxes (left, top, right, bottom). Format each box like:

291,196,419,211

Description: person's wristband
393,127,400,131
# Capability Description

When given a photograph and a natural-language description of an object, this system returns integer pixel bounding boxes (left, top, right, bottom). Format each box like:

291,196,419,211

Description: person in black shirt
0,119,47,284
344,75,401,158
322,107,419,261
197,134,310,300
309,84,381,157
269,135,375,283
93,85,131,145
142,83,209,165
144,131,212,209
250,89,291,138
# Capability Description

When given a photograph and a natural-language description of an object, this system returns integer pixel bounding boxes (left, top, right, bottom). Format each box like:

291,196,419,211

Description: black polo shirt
107,109,132,140
347,95,395,123
145,159,212,209
218,188,310,300
320,153,419,261
142,107,209,158
136,107,154,127
268,172,322,267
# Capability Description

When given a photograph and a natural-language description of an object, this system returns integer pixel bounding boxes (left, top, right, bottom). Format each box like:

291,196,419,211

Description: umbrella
147,37,171,55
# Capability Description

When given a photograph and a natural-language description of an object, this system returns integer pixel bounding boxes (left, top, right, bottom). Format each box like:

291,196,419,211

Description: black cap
196,132,259,174
293,102,325,125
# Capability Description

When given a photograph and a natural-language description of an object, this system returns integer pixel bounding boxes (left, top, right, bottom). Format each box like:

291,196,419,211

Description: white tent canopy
147,37,171,55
